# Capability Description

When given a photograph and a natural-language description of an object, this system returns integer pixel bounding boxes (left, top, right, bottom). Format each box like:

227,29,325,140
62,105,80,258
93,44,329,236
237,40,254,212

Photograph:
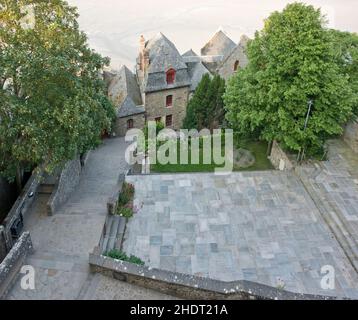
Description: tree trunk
15,165,23,194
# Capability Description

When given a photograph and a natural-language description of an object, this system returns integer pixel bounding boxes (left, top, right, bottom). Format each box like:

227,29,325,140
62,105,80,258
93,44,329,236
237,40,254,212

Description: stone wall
2,170,42,251
89,254,339,300
269,141,294,171
0,232,33,298
145,86,189,130
218,45,249,81
115,113,146,137
47,158,81,215
344,118,358,154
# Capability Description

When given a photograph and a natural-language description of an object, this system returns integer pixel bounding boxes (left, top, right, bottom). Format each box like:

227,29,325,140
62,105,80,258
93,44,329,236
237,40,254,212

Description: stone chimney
139,35,146,71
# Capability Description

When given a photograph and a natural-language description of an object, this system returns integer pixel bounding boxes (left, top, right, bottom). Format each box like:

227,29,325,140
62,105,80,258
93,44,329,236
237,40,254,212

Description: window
165,115,173,127
127,119,134,129
166,68,176,85
234,60,240,71
155,117,162,123
166,95,173,107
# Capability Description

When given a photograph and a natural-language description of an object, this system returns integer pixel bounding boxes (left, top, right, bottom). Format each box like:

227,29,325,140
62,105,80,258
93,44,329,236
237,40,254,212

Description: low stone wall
269,141,294,171
344,118,358,154
0,232,33,298
89,254,340,300
47,158,81,215
2,170,42,251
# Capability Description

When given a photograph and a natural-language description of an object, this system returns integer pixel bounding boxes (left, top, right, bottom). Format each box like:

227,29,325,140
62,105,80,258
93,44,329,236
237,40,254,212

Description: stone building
105,30,249,136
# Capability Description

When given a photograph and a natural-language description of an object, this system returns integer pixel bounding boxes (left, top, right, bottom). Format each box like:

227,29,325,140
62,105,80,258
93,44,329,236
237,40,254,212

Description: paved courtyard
124,170,358,298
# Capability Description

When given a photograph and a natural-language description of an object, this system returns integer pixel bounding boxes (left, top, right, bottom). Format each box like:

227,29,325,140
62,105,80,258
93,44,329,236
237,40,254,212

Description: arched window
166,68,176,85
127,119,134,129
234,60,240,71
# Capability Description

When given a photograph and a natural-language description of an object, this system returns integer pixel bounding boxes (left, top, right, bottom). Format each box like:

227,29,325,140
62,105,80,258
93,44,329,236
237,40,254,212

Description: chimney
143,49,150,73
139,35,146,71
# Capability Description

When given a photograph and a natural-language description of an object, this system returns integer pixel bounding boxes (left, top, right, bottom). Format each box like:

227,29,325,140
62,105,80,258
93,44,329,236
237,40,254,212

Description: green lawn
151,139,273,173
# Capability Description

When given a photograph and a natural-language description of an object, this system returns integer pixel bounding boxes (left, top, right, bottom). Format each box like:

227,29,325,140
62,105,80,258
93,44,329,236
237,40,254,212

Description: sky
67,0,358,70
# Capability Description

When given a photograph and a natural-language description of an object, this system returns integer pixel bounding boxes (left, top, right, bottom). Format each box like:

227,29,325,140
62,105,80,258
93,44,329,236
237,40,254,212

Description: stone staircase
100,215,127,254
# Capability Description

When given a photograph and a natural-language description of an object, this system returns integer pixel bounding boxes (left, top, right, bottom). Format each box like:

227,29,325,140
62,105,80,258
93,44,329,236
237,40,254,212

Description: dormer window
234,60,240,71
166,68,176,85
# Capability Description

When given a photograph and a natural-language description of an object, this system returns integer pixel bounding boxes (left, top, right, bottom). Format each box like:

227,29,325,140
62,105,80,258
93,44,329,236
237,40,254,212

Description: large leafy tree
330,29,358,116
224,2,355,156
0,0,115,189
183,74,225,130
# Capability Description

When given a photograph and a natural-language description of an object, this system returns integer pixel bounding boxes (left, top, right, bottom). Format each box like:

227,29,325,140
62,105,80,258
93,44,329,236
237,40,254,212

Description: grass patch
104,249,145,266
151,137,273,173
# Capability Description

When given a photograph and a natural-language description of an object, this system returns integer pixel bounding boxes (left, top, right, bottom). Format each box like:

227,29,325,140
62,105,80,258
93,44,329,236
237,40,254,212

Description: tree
224,2,355,157
330,29,358,116
0,0,115,190
183,74,225,130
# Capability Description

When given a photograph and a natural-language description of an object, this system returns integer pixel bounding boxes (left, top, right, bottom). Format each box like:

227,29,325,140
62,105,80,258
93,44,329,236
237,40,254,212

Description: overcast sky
67,0,358,70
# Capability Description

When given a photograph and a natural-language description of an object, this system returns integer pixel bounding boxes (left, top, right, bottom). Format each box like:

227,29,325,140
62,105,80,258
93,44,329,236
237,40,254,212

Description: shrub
118,182,135,206
105,249,145,266
118,206,133,218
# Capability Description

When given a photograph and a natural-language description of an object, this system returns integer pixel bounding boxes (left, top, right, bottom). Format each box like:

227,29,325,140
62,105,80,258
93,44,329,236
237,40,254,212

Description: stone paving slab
124,171,358,298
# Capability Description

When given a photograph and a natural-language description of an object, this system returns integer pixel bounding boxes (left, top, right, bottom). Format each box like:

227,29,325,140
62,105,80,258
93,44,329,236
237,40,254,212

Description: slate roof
107,65,143,117
143,33,191,92
146,33,188,74
186,62,211,91
201,30,236,59
117,96,145,118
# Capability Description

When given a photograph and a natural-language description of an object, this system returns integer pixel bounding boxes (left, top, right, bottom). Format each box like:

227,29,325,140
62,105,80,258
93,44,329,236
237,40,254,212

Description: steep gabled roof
201,30,236,59
117,96,145,118
182,49,198,57
146,33,188,73
107,65,142,108
186,61,212,91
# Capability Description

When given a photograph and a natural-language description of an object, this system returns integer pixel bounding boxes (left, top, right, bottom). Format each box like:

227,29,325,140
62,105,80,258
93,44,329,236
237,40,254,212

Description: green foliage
105,249,145,266
330,29,358,116
183,74,226,130
224,2,355,156
117,206,133,218
0,0,115,182
118,182,135,207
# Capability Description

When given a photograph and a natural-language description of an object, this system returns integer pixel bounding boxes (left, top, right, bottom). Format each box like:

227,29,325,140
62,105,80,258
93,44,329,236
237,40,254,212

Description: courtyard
124,169,358,298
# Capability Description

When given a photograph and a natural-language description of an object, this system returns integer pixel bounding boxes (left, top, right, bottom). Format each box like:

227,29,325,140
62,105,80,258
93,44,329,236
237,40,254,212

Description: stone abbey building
104,30,249,136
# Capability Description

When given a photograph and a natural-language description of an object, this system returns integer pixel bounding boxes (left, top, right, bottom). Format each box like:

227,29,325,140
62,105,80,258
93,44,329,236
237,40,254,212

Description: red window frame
165,115,173,127
166,68,176,85
166,95,173,107
127,119,134,129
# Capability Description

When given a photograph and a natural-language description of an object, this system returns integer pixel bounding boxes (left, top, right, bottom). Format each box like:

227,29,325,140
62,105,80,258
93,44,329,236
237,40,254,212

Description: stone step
114,217,127,251
106,216,121,252
100,215,114,254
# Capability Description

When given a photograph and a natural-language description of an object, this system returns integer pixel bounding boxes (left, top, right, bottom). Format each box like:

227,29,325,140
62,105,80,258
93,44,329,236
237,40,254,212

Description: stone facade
145,86,189,130
47,158,82,215
269,141,294,171
344,118,358,154
115,113,146,137
218,40,249,80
